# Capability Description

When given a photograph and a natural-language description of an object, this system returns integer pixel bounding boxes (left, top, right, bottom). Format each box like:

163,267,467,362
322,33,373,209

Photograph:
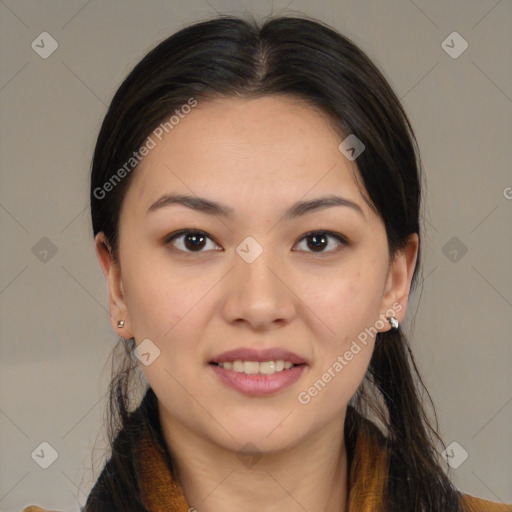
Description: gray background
1,0,511,510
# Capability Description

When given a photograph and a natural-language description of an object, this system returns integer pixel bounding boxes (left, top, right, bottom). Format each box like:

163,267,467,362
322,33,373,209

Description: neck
159,408,349,512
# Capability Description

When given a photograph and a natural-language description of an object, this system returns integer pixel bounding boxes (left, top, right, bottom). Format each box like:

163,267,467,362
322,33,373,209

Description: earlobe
94,232,134,338
379,233,419,331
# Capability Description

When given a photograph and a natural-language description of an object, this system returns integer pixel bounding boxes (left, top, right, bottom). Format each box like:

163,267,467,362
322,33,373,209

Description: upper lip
210,347,307,365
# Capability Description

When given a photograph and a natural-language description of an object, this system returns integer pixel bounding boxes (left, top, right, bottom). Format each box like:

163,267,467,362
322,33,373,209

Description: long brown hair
86,14,461,511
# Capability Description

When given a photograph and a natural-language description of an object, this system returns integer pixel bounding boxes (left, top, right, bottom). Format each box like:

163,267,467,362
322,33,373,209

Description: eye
165,229,221,253
294,230,348,254
165,229,348,255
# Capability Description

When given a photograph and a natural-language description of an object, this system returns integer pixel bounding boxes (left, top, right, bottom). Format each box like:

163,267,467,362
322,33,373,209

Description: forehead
122,95,371,220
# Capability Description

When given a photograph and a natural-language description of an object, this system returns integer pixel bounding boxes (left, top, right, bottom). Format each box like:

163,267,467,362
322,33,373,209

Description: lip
209,347,307,365
208,347,309,396
209,363,307,396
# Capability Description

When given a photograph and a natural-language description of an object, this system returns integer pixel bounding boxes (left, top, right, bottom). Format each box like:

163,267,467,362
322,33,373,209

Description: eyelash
164,229,349,255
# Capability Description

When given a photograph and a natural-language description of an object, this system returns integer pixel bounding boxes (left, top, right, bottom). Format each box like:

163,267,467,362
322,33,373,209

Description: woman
24,14,511,512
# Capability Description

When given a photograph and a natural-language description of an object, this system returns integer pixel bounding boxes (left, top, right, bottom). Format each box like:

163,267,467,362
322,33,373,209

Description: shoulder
460,493,512,512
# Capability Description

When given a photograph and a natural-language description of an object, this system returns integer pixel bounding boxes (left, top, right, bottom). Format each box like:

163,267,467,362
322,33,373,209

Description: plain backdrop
1,1,511,510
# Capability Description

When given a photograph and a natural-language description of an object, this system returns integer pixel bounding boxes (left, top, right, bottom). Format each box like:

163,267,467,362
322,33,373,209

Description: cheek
302,266,385,340
124,276,177,338
121,248,205,340
296,275,379,417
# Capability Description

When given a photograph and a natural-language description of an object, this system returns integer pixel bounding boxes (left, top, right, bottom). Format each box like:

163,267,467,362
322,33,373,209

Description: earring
387,316,399,329
117,320,125,328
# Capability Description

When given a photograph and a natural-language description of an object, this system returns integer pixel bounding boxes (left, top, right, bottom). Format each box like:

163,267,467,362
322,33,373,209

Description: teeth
259,361,275,374
244,361,260,374
217,360,298,374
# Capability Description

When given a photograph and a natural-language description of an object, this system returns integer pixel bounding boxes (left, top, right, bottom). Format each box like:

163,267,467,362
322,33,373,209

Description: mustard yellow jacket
23,417,511,512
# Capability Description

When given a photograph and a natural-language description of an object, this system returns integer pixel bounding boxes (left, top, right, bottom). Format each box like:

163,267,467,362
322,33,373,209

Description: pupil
185,232,206,251
308,233,327,251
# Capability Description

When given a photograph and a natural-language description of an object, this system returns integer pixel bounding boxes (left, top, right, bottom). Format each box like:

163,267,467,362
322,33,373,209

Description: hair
86,13,462,512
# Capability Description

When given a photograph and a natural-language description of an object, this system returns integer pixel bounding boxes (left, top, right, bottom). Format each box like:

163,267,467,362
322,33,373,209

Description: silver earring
387,316,399,329
117,320,125,328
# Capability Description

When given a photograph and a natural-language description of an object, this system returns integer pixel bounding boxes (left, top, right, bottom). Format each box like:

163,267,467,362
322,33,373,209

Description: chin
205,415,308,453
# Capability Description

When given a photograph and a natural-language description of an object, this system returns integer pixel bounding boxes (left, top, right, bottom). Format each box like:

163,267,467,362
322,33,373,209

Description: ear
378,233,419,332
95,232,134,338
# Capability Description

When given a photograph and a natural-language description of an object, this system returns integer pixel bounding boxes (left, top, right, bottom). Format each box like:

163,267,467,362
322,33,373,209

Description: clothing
23,409,511,512
135,419,511,512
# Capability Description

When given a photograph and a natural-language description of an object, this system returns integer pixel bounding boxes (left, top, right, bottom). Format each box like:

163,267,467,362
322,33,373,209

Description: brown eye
166,230,221,253
295,231,348,254
165,229,348,255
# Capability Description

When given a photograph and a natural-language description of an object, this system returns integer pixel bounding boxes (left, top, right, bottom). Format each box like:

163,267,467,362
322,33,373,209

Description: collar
139,410,388,512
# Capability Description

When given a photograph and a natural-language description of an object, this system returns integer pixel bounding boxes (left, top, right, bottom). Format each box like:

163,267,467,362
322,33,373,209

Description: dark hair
86,13,461,512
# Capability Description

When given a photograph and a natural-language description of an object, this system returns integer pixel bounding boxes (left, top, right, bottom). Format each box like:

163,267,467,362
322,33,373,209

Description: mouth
208,348,308,396
209,360,306,375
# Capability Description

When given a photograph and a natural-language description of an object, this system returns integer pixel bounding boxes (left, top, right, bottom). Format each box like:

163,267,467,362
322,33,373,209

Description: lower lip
209,363,307,396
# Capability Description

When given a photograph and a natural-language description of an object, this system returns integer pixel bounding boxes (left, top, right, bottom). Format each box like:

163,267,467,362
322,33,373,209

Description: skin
96,95,418,512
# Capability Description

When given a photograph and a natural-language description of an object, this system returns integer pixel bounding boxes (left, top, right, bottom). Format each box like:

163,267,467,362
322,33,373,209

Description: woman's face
96,95,417,453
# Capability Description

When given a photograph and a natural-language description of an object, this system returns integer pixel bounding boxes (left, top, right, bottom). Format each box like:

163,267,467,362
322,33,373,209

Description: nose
221,243,296,331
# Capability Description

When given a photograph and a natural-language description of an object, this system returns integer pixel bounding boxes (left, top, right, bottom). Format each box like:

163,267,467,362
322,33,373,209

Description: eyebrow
146,193,365,220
